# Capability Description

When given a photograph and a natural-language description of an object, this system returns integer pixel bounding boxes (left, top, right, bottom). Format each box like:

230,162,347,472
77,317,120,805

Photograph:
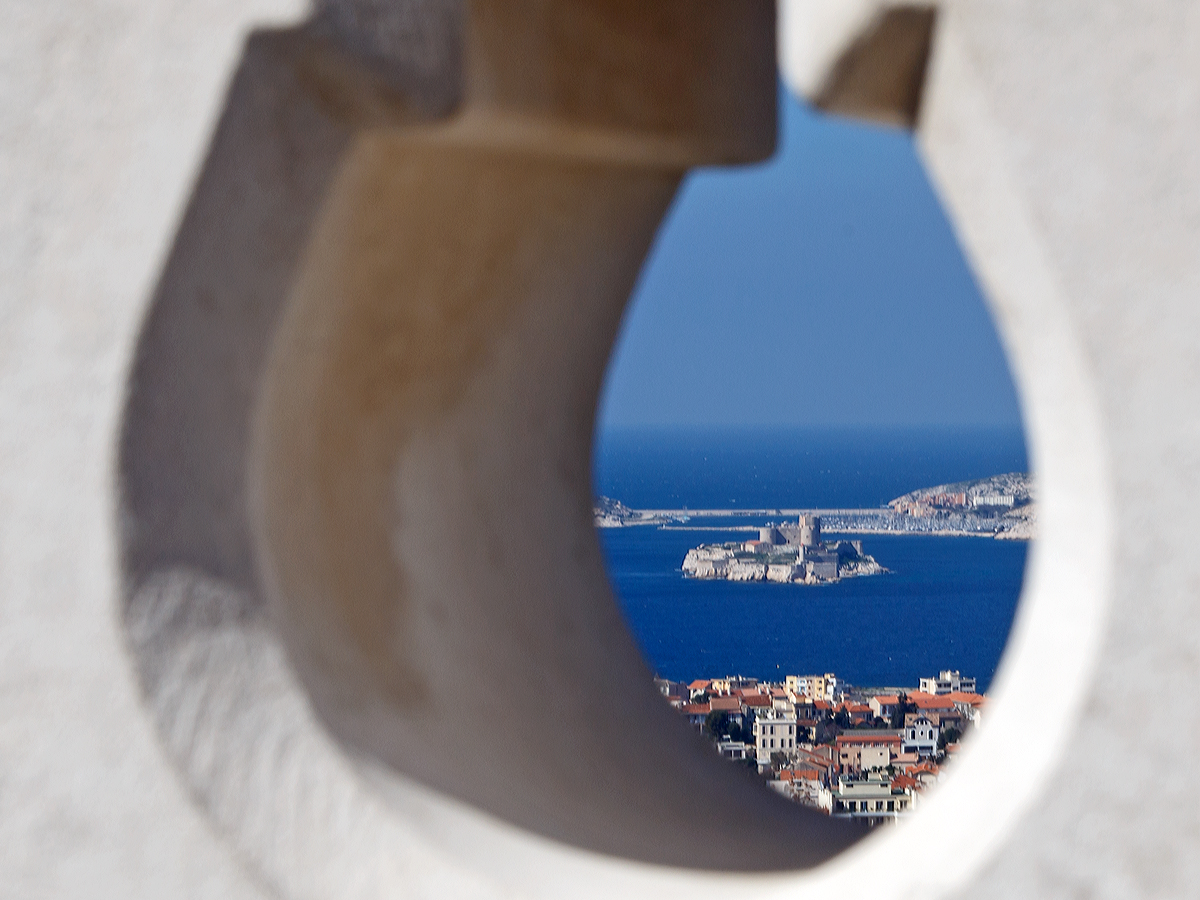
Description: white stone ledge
1,1,1195,897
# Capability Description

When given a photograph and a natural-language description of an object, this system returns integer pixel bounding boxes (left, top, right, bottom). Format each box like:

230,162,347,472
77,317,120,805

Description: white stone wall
922,4,1200,897
2,0,1198,897
0,3,299,897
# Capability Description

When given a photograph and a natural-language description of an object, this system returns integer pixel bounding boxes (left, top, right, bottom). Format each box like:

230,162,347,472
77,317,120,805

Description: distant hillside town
878,472,1035,540
682,514,886,584
656,668,984,823
594,472,1036,540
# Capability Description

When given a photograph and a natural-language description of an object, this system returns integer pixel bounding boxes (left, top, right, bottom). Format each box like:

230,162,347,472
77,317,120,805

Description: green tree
704,710,732,740
939,725,962,750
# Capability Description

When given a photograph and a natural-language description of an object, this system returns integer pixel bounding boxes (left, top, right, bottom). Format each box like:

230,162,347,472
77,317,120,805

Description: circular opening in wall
593,88,1031,829
113,8,1116,895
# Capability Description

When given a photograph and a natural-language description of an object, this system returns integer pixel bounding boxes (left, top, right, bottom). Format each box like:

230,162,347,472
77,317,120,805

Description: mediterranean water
592,426,1029,693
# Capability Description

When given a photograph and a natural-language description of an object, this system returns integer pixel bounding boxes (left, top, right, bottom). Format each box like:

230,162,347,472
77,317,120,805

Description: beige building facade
753,709,799,767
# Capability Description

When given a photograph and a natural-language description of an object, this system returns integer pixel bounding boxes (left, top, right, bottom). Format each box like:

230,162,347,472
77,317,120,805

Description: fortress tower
798,513,822,548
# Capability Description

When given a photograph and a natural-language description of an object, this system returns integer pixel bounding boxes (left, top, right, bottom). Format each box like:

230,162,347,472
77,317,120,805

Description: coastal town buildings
831,772,916,821
717,740,750,761
902,716,940,757
662,667,984,824
919,669,977,695
752,709,798,766
785,673,838,702
868,694,900,720
835,731,902,775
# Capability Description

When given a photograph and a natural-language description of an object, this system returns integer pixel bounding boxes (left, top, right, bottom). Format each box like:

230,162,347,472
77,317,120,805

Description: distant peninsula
876,472,1035,541
593,472,1036,542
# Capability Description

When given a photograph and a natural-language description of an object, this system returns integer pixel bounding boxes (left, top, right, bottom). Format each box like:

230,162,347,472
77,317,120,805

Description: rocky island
682,514,887,585
595,472,1035,585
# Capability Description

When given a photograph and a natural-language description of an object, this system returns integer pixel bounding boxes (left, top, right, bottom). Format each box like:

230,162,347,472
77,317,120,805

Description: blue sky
595,90,1024,432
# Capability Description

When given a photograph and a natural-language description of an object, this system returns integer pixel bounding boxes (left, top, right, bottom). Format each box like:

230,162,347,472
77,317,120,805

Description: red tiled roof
688,679,711,690
680,702,710,715
742,695,772,708
891,774,918,790
709,697,742,712
944,691,986,706
833,701,871,714
802,746,834,764
778,768,822,783
910,692,956,710
872,694,900,705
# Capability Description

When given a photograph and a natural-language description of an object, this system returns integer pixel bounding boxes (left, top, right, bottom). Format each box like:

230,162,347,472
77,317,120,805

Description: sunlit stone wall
1,0,1197,897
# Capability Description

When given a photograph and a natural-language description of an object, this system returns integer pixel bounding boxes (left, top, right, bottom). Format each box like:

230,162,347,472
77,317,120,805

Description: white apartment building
918,669,977,695
785,673,839,702
753,709,798,767
902,715,939,757
716,740,749,761
972,493,1015,508
860,743,891,771
831,772,914,821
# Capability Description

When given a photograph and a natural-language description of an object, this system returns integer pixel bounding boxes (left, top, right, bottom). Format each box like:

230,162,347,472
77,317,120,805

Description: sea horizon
593,423,1028,511
592,424,1029,692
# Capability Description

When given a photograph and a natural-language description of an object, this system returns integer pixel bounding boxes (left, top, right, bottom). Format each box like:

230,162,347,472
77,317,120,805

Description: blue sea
592,427,1029,693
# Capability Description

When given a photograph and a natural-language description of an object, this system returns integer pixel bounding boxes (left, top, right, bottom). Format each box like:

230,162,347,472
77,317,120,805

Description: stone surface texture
918,3,1200,896
0,0,1197,898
